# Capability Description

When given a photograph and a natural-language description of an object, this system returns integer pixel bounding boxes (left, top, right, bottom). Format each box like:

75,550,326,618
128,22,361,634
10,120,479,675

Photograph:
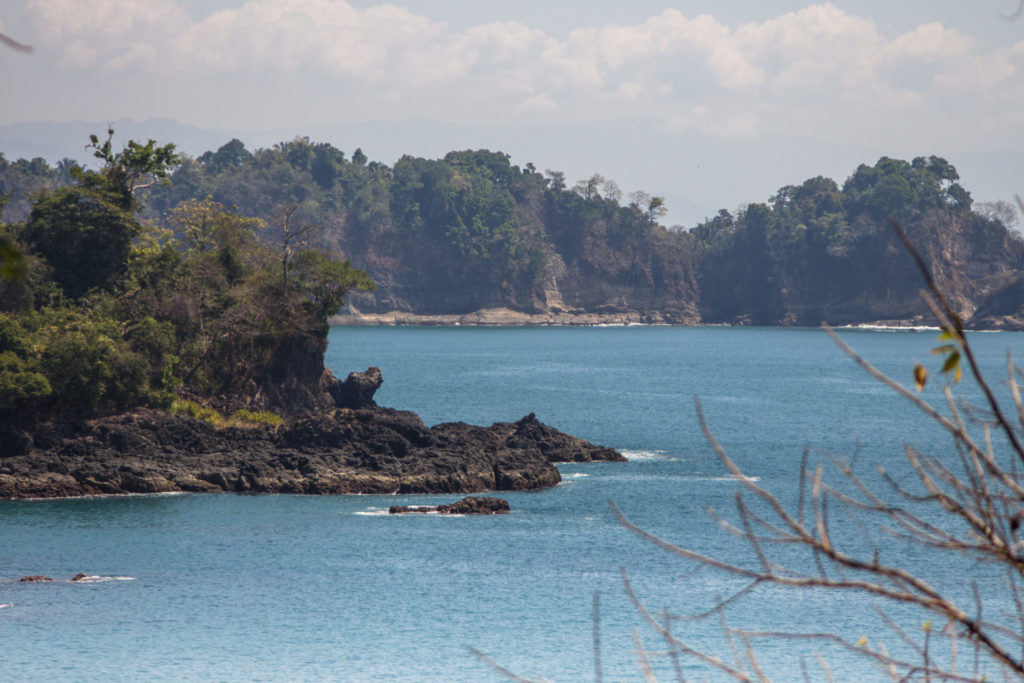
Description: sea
2,325,1023,682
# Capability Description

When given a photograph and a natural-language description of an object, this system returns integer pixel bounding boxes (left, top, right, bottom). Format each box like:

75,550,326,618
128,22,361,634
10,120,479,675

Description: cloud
21,0,1024,147
885,22,974,60
28,0,189,68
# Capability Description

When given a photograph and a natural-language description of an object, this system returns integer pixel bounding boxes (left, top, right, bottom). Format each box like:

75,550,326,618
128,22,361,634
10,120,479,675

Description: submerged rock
18,576,53,582
389,496,511,515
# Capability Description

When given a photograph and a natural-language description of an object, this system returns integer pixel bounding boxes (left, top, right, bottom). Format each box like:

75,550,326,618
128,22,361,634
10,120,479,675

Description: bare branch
466,647,547,683
0,31,32,52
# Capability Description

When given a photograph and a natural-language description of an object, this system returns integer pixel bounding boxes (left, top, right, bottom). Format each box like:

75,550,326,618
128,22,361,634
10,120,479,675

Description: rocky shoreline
331,307,691,326
0,380,623,499
331,308,1024,331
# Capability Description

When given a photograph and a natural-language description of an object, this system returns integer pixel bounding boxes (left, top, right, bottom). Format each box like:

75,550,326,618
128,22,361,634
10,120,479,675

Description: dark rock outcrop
0,406,622,499
18,576,53,582
389,496,510,515
967,274,1024,331
328,367,383,409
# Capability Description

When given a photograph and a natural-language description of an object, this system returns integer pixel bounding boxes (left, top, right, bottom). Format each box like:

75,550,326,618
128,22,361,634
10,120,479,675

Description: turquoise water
2,326,1023,681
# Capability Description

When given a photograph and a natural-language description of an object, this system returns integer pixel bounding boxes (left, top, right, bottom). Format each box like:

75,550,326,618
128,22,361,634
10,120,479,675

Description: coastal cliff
6,142,1022,330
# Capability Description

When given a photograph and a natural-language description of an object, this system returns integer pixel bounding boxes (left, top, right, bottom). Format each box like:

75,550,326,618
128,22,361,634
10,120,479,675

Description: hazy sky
1,1,1023,224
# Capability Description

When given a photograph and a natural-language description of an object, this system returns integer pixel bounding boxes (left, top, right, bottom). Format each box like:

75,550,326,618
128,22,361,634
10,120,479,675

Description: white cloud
28,0,189,68
886,22,974,60
20,0,1024,147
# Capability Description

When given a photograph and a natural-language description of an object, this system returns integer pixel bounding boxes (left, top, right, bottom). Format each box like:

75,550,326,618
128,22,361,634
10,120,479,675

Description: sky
1,0,1023,226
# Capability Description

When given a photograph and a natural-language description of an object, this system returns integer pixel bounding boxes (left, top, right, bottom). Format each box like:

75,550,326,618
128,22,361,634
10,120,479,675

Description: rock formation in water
388,496,511,514
0,368,623,500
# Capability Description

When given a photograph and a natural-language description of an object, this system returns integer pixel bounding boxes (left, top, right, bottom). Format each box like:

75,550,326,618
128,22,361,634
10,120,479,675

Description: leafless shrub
613,223,1024,681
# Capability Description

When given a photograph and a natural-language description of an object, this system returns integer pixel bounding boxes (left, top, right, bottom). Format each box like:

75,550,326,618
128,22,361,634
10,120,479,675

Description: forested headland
6,136,1020,331
0,133,627,497
0,132,375,425
3,133,1024,330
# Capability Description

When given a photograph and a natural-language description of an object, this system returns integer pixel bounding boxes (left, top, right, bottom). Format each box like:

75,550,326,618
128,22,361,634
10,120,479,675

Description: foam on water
840,324,941,332
619,449,675,461
353,508,390,516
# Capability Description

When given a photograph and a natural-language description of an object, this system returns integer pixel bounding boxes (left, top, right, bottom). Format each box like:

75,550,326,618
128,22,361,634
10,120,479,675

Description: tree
546,170,567,192
168,197,262,256
200,138,253,174
54,158,80,185
593,179,620,206
613,225,1024,681
266,203,321,295
575,173,605,201
645,195,667,222
0,235,24,282
976,199,1019,231
291,249,375,320
87,127,179,205
24,185,142,299
0,314,49,414
0,195,26,282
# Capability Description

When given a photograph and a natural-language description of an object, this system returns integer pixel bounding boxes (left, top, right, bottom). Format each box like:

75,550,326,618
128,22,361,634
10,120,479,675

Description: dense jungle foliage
0,133,373,421
131,137,1020,322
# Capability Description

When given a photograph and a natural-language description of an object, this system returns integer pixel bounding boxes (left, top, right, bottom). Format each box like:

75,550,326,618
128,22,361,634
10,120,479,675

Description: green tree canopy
24,185,141,299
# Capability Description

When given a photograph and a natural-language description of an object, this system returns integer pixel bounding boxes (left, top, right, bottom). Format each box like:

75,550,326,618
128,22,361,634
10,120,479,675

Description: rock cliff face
697,210,1024,328
343,206,1024,329
0,369,623,499
201,336,383,418
335,159,1024,330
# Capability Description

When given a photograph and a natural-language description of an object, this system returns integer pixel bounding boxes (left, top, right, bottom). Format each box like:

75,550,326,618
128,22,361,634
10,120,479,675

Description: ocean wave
353,508,390,516
22,491,190,502
564,472,589,479
73,576,135,583
0,603,12,608
838,324,941,332
355,507,473,516
619,449,674,461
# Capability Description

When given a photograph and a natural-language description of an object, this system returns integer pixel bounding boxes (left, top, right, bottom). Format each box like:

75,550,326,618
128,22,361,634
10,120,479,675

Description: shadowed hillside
4,140,1021,328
